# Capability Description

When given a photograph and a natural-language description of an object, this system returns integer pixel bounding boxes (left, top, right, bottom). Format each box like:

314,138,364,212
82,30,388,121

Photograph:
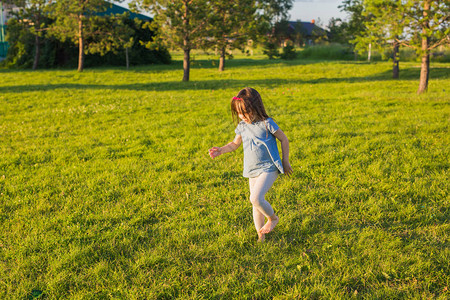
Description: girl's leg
249,178,265,232
249,171,279,237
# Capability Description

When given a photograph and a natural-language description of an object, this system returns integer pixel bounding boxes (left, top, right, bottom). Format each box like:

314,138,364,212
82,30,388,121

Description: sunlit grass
0,56,449,299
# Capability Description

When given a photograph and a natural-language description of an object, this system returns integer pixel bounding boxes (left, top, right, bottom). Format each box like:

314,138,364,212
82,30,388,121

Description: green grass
0,55,449,299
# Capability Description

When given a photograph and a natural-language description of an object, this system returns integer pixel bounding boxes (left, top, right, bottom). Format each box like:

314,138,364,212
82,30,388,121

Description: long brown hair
230,87,269,124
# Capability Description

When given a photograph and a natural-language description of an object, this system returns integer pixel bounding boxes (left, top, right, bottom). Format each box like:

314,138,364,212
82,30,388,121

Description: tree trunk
219,46,225,72
125,47,129,70
183,48,190,81
368,43,371,62
417,0,430,94
417,38,430,94
393,40,399,79
33,34,40,70
78,16,84,72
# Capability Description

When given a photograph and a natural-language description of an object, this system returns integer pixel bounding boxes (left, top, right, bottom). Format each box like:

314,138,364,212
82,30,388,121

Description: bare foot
259,215,279,234
258,232,265,243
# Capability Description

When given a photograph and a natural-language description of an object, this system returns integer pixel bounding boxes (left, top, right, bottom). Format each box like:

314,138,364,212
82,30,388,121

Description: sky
119,0,347,29
290,0,347,27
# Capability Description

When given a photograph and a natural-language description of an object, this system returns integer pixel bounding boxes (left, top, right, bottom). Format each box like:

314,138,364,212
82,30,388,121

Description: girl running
209,87,292,242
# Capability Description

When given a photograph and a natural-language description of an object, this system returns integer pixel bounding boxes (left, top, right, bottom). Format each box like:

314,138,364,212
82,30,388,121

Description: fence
0,24,7,58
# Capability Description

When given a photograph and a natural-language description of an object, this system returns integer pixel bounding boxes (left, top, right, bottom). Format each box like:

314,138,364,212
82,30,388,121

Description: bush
280,42,297,60
431,49,450,63
357,46,450,63
399,48,418,62
1,19,35,68
262,40,280,59
2,17,171,69
298,44,354,60
83,19,171,68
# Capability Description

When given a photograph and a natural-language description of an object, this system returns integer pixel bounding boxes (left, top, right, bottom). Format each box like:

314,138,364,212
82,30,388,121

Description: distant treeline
3,17,170,69
1,1,171,70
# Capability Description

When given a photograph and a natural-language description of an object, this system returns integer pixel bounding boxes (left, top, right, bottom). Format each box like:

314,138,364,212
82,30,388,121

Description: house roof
97,3,152,21
288,21,327,36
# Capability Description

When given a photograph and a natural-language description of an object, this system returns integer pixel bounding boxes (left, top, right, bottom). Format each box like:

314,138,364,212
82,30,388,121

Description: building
287,20,328,46
98,3,151,21
1,2,19,58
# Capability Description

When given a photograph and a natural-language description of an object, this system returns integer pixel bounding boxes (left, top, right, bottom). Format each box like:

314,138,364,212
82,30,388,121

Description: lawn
0,55,449,299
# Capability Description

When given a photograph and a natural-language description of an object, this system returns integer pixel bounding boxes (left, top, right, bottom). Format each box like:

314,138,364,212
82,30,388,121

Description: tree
205,0,263,71
339,0,367,42
47,0,117,72
7,0,50,70
327,17,351,45
259,0,293,25
3,8,170,68
352,0,406,78
337,0,372,59
132,0,208,81
85,13,135,69
360,0,449,93
407,0,450,94
259,0,293,59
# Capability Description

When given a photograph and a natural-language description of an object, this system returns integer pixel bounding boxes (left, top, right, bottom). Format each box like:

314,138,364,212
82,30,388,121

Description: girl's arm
273,129,293,176
209,135,242,159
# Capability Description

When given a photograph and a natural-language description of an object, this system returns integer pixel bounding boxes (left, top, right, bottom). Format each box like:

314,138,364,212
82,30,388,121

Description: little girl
209,87,292,242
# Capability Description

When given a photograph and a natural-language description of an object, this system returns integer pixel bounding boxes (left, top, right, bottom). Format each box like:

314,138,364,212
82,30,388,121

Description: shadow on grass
0,57,322,74
2,66,449,94
186,57,331,69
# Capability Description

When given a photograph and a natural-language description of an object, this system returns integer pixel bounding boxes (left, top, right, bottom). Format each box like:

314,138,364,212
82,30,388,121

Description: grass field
0,55,449,299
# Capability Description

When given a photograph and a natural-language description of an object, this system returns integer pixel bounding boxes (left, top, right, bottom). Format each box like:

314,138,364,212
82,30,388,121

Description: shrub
298,44,354,60
280,41,297,60
431,47,450,63
262,40,280,59
1,19,35,68
2,18,171,69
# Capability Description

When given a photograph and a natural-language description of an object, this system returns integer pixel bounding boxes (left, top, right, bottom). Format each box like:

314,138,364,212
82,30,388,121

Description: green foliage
85,14,135,56
345,44,450,63
255,1,294,59
431,47,450,63
1,18,35,68
134,0,210,80
352,1,401,55
0,56,449,298
259,0,294,26
47,0,109,44
137,0,208,52
357,0,450,93
327,17,351,45
394,0,450,53
47,0,134,71
2,14,170,69
336,0,368,45
280,41,296,60
262,39,280,59
298,44,354,60
81,14,172,67
202,0,266,70
4,0,50,69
